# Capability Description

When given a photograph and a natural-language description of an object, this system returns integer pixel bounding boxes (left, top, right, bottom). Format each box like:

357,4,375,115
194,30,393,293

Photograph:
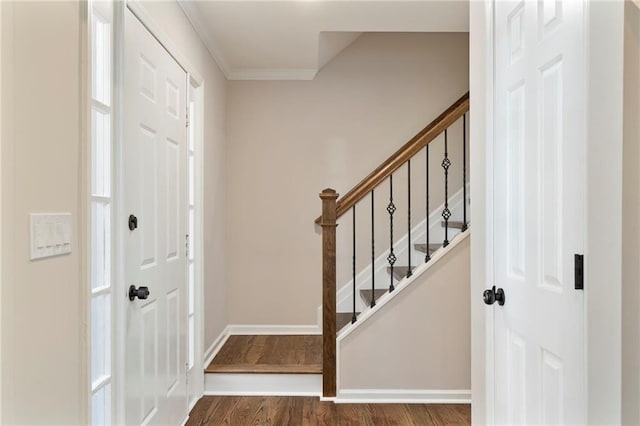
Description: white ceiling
177,0,469,80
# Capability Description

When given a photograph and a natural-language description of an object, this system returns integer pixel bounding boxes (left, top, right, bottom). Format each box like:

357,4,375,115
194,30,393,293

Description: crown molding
178,0,320,81
227,68,318,81
177,0,232,77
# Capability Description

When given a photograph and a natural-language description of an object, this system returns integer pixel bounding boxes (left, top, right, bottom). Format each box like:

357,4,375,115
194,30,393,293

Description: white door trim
114,4,125,423
113,2,206,423
125,0,203,84
469,1,494,424
585,2,624,423
470,1,625,423
187,74,205,411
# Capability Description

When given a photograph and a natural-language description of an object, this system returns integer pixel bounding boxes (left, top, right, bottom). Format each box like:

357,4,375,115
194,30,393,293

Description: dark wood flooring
205,335,322,374
186,396,471,425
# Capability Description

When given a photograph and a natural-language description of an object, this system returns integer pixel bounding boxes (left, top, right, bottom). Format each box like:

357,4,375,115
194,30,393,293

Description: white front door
124,9,188,426
492,0,586,424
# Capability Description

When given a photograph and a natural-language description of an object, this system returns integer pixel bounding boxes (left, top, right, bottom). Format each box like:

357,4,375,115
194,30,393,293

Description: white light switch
30,213,72,260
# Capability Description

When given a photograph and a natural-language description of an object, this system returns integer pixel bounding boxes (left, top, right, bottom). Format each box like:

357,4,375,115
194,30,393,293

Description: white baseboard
226,324,321,335
203,327,231,368
335,389,471,404
188,395,199,412
205,373,322,396
179,414,189,426
319,396,337,402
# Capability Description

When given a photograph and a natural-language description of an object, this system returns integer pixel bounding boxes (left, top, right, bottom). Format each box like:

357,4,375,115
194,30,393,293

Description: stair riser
205,373,321,397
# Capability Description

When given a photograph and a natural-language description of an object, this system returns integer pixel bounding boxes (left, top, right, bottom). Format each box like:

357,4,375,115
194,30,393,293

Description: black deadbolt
129,285,150,301
128,214,138,231
483,286,505,306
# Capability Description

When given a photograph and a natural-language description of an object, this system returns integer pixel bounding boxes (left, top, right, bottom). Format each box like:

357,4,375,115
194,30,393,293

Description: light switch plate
30,213,72,260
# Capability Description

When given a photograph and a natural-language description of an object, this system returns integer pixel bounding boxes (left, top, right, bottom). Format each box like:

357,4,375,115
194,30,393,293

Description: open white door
491,0,586,424
123,9,188,426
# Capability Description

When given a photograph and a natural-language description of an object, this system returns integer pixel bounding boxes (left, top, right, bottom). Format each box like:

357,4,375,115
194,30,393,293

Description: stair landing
206,335,322,374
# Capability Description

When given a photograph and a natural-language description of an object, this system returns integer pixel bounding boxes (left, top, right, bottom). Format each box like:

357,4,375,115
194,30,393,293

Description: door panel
493,0,585,424
139,125,157,268
141,302,158,423
124,9,188,426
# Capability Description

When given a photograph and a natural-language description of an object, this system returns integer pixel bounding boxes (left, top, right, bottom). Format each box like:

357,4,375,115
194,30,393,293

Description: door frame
112,1,205,423
470,1,625,424
469,1,494,424
186,73,205,411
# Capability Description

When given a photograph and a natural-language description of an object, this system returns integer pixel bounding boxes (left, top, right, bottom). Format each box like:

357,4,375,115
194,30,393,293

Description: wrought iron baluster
387,176,396,292
462,114,468,232
442,129,451,247
370,190,376,307
352,206,357,324
406,160,412,278
425,144,431,262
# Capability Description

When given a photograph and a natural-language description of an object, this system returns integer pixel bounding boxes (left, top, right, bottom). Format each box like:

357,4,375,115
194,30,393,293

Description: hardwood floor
205,335,322,374
200,335,470,424
186,396,471,426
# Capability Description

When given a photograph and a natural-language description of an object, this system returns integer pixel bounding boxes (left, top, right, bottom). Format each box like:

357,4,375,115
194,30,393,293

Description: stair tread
205,335,322,374
441,220,467,229
359,288,387,304
386,265,413,281
414,243,441,254
337,312,359,330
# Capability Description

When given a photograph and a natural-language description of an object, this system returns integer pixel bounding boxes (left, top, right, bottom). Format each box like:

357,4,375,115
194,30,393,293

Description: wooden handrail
314,91,469,224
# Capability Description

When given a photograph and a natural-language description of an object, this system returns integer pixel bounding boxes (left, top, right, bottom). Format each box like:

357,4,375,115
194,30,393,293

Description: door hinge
574,254,584,290
185,234,189,258
186,109,190,128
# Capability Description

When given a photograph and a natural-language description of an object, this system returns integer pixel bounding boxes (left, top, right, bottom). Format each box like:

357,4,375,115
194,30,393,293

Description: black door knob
128,214,138,231
483,288,495,305
129,285,150,301
483,286,505,306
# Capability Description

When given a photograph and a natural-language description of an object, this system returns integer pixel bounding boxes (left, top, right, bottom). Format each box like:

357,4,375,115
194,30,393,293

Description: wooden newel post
320,188,338,398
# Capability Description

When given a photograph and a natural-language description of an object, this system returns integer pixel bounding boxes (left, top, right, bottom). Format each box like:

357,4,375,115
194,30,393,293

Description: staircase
318,92,470,398
203,93,470,399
